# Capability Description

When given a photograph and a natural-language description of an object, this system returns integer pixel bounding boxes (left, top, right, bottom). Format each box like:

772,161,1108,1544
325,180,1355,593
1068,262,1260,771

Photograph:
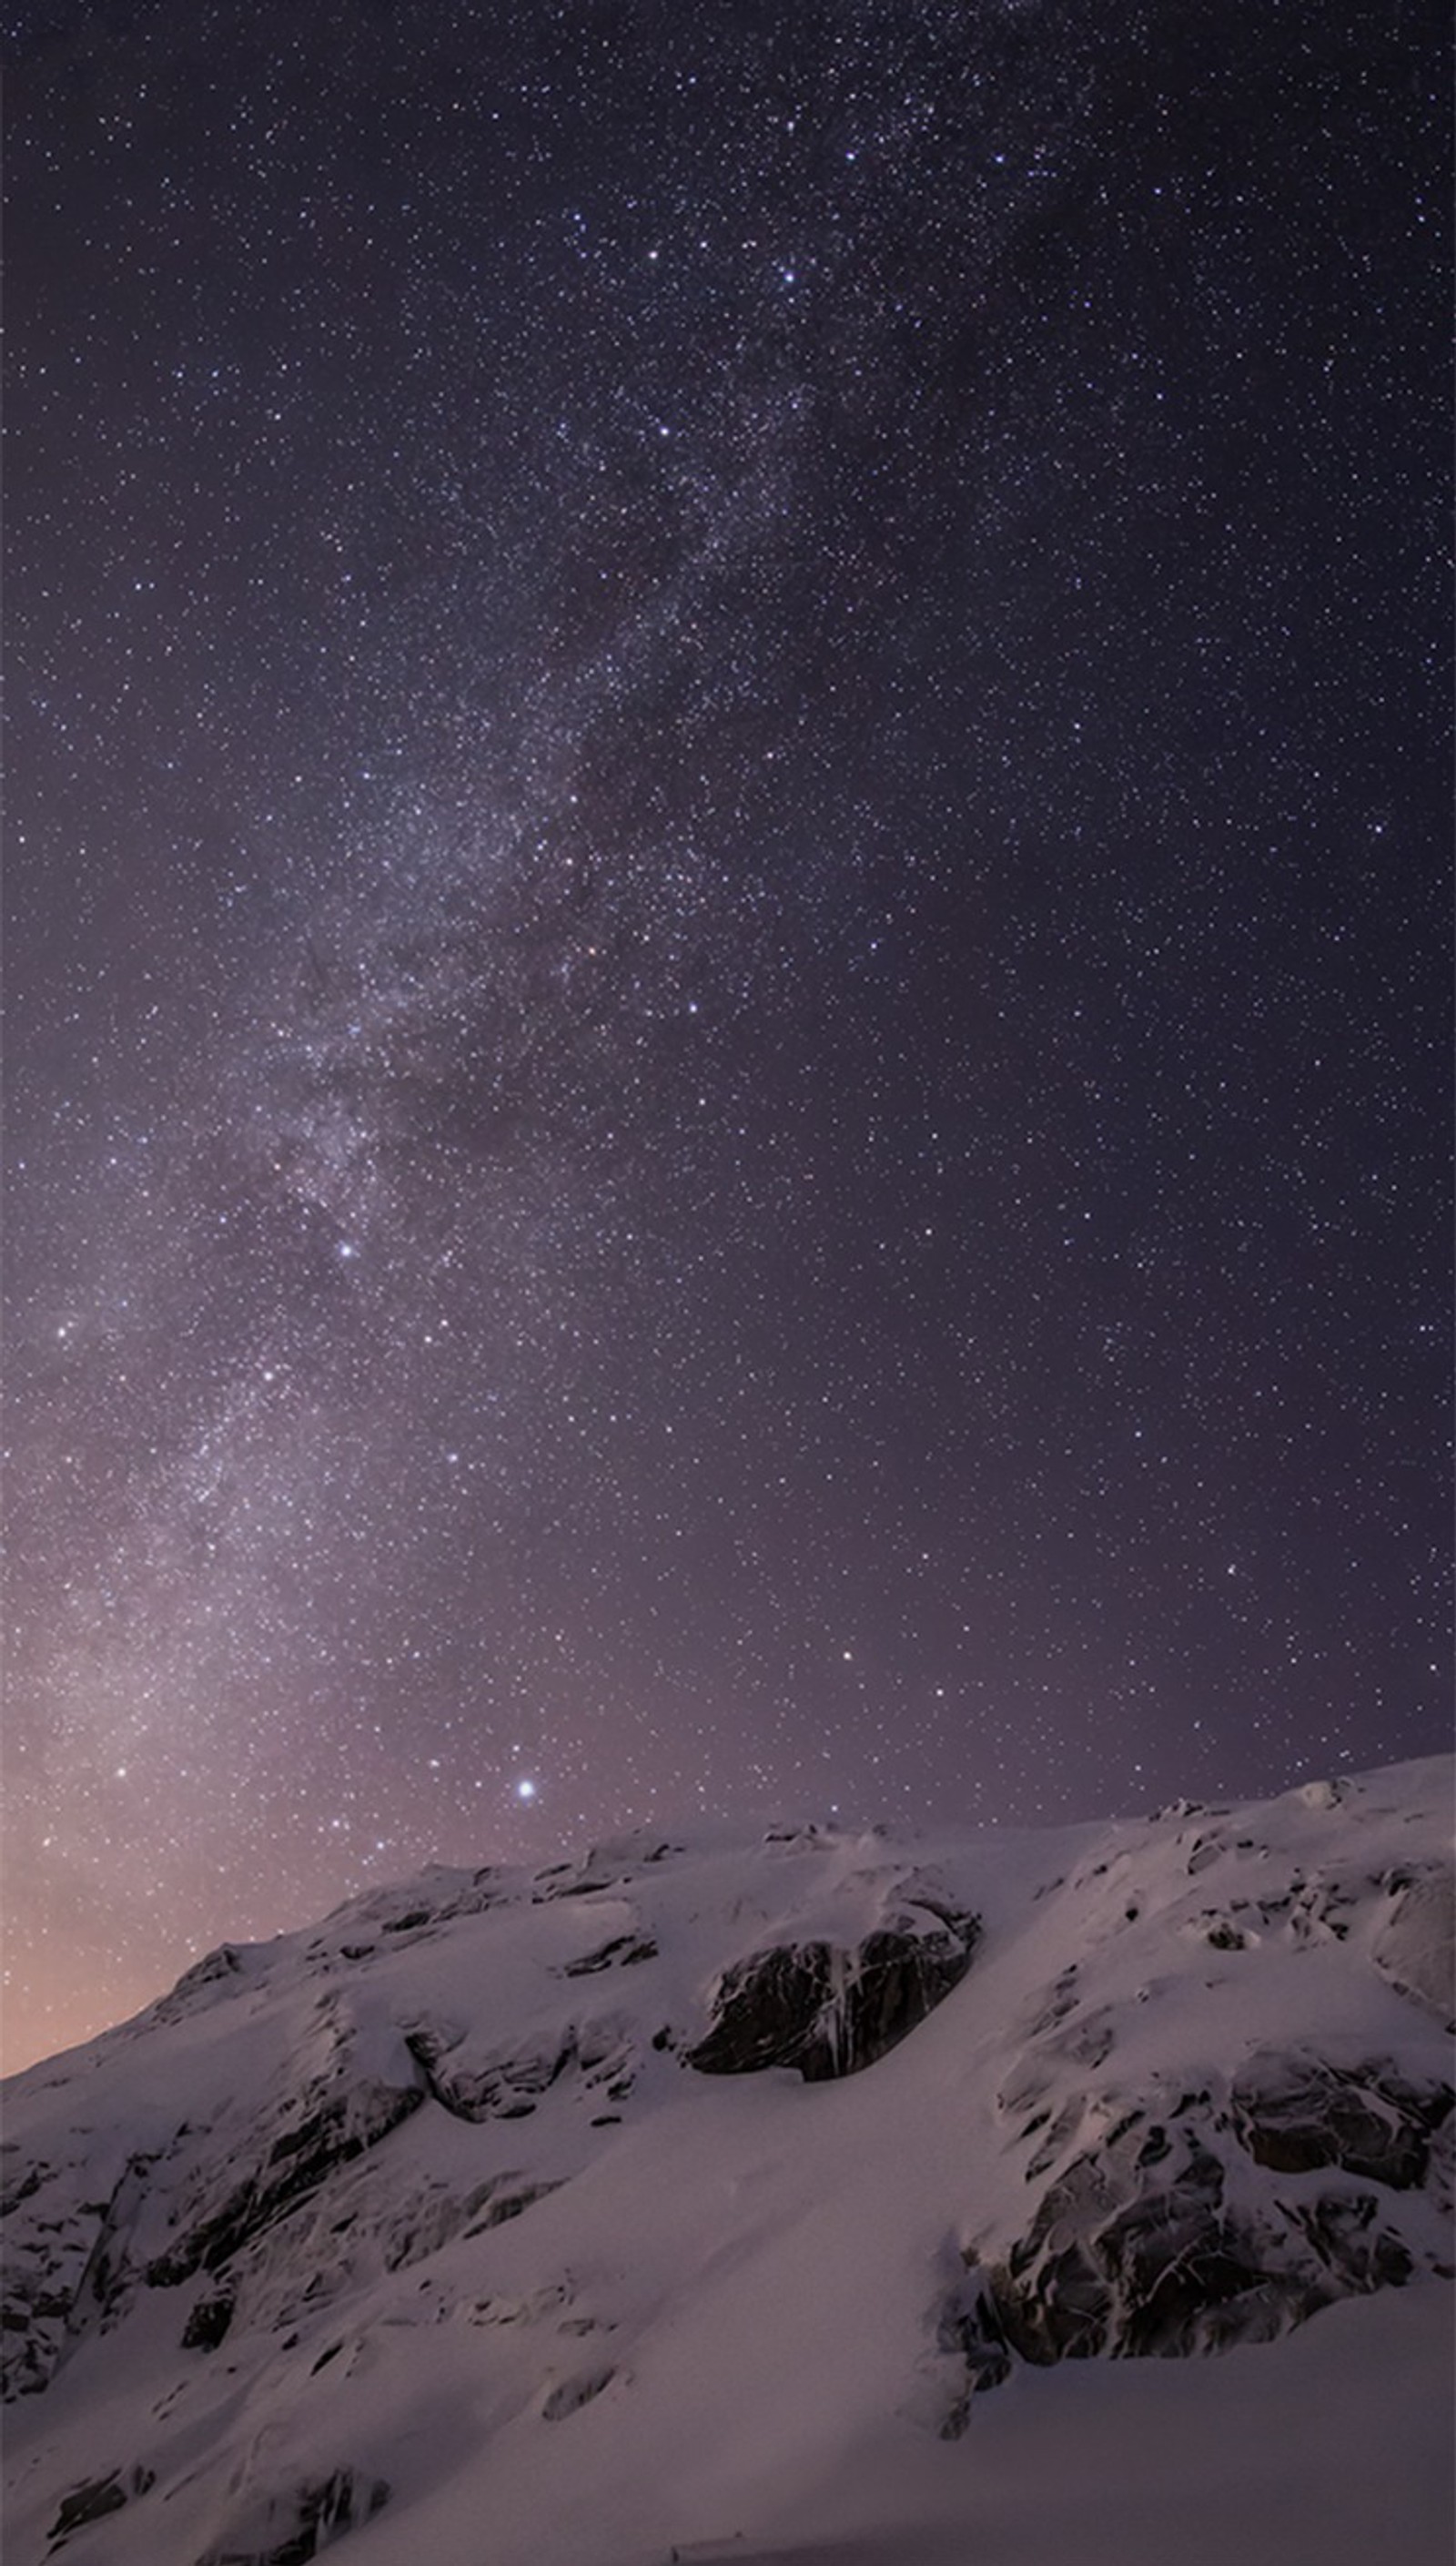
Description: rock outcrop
194,2466,390,2565
687,1905,979,2081
1229,2050,1451,2189
935,2053,1453,2423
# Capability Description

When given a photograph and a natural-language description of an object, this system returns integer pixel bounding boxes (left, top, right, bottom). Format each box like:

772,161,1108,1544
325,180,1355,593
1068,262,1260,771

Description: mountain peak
5,1757,1451,2565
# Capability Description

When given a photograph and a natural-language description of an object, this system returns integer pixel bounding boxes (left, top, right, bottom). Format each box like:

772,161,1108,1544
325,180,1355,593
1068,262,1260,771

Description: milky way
5,0,1449,2070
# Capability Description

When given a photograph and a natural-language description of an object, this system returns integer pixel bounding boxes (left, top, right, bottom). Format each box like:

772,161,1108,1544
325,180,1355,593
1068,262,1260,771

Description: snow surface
4,1757,1452,2566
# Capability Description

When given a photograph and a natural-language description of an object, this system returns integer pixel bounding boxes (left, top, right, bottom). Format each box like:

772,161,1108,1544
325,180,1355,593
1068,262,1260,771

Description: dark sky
4,0,1450,2072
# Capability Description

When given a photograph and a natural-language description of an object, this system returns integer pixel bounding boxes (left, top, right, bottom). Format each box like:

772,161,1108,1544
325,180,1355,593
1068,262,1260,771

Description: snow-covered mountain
5,1758,1452,2566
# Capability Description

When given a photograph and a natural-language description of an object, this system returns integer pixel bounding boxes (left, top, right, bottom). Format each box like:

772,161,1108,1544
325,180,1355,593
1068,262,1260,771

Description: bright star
515,1777,537,1801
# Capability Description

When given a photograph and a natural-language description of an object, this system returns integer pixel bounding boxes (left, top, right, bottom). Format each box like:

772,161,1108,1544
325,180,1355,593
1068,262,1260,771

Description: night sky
5,0,1450,2074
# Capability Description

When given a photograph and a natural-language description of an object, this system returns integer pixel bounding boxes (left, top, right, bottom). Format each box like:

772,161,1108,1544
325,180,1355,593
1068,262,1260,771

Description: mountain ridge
5,1755,1452,2566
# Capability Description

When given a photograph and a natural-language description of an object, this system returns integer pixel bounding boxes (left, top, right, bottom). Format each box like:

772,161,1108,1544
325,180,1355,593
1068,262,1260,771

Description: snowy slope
3,1758,1451,2566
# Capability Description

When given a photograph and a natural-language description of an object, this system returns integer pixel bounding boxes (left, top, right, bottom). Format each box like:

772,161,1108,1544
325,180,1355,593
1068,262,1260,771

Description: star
1,0,1444,2074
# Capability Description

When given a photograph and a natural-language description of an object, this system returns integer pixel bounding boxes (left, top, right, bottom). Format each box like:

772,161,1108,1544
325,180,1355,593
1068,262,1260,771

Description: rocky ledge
933,2048,1453,2431
686,1902,980,2081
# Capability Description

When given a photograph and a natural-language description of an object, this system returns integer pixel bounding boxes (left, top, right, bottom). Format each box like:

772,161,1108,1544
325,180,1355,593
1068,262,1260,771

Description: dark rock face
563,1933,658,1976
687,1911,979,2082
941,2054,1451,2414
686,1943,838,2077
147,2074,426,2287
181,2290,236,2350
49,2463,155,2543
1229,2052,1453,2189
195,2467,389,2565
149,1944,246,2028
1,2269,76,2400
979,2131,1343,2368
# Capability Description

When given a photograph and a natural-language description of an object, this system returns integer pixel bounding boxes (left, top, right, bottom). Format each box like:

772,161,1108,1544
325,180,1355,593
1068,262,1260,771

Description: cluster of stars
3,0,1447,2073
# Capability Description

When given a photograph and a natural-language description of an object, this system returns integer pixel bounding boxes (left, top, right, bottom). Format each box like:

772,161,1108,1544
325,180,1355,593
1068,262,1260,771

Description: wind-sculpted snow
3,1765,1452,2566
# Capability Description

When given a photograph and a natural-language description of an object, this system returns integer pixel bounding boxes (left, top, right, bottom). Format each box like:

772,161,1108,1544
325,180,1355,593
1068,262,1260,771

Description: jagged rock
175,1943,244,1993
151,1945,250,2028
563,1933,658,1975
49,2463,154,2543
0,2149,176,2401
182,2291,235,2350
460,2176,562,2238
932,2267,1014,2434
687,1912,979,2081
0,2149,46,2218
1,2257,77,2400
963,2111,1425,2388
194,2467,389,2564
539,2362,615,2419
1229,2051,1453,2188
148,2067,426,2287
1288,2193,1414,2291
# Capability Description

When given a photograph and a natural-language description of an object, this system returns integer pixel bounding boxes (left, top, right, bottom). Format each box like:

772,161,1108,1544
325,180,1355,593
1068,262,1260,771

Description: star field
4,0,1450,2071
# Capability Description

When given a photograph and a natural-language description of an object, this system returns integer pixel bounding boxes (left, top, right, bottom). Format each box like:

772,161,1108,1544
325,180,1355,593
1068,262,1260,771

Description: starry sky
5,0,1450,2074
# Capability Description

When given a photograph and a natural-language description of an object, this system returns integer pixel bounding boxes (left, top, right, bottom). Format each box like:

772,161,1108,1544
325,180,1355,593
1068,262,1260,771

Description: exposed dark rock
1229,2053,1453,2189
182,2292,236,2351
933,2275,1014,2435
49,2472,126,2541
1,2155,46,2218
540,2363,614,2419
46,2149,170,2375
152,1943,251,2025
1289,2193,1413,2291
154,1946,243,2019
147,2074,426,2287
195,2468,389,2565
687,1912,978,2082
533,1867,624,1902
49,2463,154,2543
686,1942,837,2077
956,2105,1431,2396
563,1934,659,1976
1,2282,75,2399
177,1943,243,1990
376,2171,558,2269
1025,2100,1086,2180
461,2178,562,2238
